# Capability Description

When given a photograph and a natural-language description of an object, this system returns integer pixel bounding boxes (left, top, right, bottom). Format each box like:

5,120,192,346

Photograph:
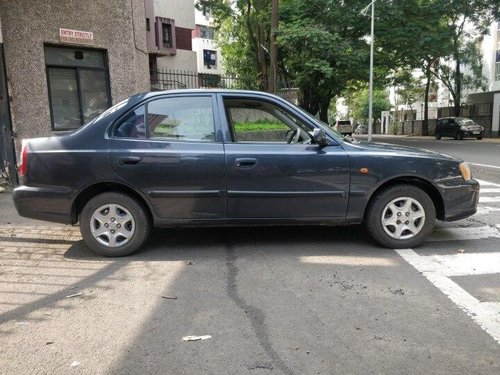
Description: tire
80,192,151,257
365,184,436,248
477,137,482,140
435,132,441,140
454,131,463,140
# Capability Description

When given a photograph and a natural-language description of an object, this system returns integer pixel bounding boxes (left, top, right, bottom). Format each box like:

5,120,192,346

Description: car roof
133,89,282,102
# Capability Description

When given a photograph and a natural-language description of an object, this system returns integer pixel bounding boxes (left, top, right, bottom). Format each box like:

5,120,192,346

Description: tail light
18,141,28,176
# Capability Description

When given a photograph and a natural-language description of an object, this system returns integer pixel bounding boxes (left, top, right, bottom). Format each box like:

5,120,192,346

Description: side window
224,98,311,144
114,106,146,138
147,96,215,142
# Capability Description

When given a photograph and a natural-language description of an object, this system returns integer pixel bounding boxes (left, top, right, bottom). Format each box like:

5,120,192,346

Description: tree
197,0,274,91
350,88,391,125
277,0,370,121
376,0,452,135
432,0,498,116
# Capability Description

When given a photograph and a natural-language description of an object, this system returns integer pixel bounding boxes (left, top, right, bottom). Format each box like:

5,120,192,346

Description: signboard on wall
59,28,94,45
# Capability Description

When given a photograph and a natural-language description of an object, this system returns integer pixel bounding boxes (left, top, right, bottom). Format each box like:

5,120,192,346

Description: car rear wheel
435,132,441,140
365,184,436,248
477,137,482,140
80,192,150,257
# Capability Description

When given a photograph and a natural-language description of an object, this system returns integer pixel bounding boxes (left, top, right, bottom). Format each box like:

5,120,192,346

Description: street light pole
367,0,375,142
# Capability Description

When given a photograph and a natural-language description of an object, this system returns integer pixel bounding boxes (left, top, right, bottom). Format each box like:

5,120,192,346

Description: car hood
343,140,462,162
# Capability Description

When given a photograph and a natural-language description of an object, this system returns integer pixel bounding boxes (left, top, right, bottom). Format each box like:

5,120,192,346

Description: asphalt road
1,136,500,374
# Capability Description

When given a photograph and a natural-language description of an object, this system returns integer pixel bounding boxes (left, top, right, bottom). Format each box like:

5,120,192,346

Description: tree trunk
318,97,331,123
257,23,268,92
422,60,431,136
453,39,461,116
269,0,279,93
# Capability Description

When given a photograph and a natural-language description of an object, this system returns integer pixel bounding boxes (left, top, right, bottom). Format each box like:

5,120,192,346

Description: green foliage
234,120,288,132
278,0,371,121
349,88,391,121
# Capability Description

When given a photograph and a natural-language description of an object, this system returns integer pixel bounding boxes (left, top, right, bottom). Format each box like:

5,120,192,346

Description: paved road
357,135,500,170
1,136,500,374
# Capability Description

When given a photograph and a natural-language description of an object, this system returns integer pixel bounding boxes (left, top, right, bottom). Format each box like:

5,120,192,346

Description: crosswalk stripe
476,206,500,214
479,196,500,203
428,225,500,242
480,188,500,193
396,249,500,345
428,252,500,277
476,179,500,187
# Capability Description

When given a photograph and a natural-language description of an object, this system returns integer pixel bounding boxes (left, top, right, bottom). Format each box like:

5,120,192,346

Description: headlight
459,162,471,181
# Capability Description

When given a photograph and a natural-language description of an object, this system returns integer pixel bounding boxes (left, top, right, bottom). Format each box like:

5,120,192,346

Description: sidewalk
357,134,500,143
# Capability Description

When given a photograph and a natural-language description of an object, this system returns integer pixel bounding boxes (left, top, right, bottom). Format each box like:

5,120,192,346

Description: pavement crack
225,240,295,375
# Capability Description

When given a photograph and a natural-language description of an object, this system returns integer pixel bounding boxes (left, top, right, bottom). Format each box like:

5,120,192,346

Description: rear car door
219,94,349,219
108,94,226,221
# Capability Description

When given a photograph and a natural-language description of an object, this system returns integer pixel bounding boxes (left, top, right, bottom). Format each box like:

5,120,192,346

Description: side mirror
310,128,330,147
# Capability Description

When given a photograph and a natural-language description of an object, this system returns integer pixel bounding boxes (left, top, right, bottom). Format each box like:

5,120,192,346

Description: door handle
118,156,142,166
235,158,257,168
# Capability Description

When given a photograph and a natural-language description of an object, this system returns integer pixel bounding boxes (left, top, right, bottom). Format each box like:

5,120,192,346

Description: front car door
218,93,349,220
108,94,226,222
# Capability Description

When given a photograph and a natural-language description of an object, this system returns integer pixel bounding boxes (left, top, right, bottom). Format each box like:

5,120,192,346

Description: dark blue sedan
14,90,479,256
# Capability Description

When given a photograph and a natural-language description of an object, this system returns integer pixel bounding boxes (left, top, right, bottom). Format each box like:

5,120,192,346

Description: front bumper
13,186,75,224
440,179,480,221
460,130,484,138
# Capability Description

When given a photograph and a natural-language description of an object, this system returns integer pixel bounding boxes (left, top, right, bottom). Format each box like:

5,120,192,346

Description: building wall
156,49,197,72
192,2,224,75
152,0,197,72
481,22,500,92
154,0,194,29
192,36,223,74
0,0,150,148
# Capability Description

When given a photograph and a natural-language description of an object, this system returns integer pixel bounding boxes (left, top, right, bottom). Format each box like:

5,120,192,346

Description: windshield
285,102,352,143
457,119,474,126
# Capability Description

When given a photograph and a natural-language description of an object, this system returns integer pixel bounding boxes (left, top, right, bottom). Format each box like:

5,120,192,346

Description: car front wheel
365,184,436,248
435,132,441,140
80,192,151,257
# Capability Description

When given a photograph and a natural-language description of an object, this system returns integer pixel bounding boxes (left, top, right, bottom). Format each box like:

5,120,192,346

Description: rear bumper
13,186,75,224
440,179,480,221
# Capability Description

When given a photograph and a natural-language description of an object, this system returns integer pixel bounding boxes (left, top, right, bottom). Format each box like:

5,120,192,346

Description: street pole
367,0,375,142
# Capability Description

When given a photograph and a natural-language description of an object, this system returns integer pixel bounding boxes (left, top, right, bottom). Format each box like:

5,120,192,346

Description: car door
108,94,226,221
438,119,448,136
219,94,349,219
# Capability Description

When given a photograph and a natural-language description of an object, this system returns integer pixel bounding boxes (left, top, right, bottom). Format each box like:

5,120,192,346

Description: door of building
0,43,17,186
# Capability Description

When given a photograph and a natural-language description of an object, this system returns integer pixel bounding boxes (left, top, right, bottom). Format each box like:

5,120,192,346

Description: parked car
435,117,484,140
354,124,368,135
334,120,353,135
14,90,479,256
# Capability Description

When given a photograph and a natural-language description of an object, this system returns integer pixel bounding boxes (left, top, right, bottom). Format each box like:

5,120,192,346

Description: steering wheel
286,128,301,144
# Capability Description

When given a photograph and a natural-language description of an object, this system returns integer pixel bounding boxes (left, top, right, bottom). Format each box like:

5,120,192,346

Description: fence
151,69,248,91
150,69,295,93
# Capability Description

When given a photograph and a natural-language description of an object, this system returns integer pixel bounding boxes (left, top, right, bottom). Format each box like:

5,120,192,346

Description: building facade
192,4,224,75
0,0,151,144
146,0,197,74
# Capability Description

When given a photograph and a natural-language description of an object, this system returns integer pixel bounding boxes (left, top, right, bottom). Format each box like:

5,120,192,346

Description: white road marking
476,206,500,214
428,252,500,276
480,188,500,193
470,163,500,170
396,249,500,345
479,196,500,203
428,226,500,242
476,179,500,187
